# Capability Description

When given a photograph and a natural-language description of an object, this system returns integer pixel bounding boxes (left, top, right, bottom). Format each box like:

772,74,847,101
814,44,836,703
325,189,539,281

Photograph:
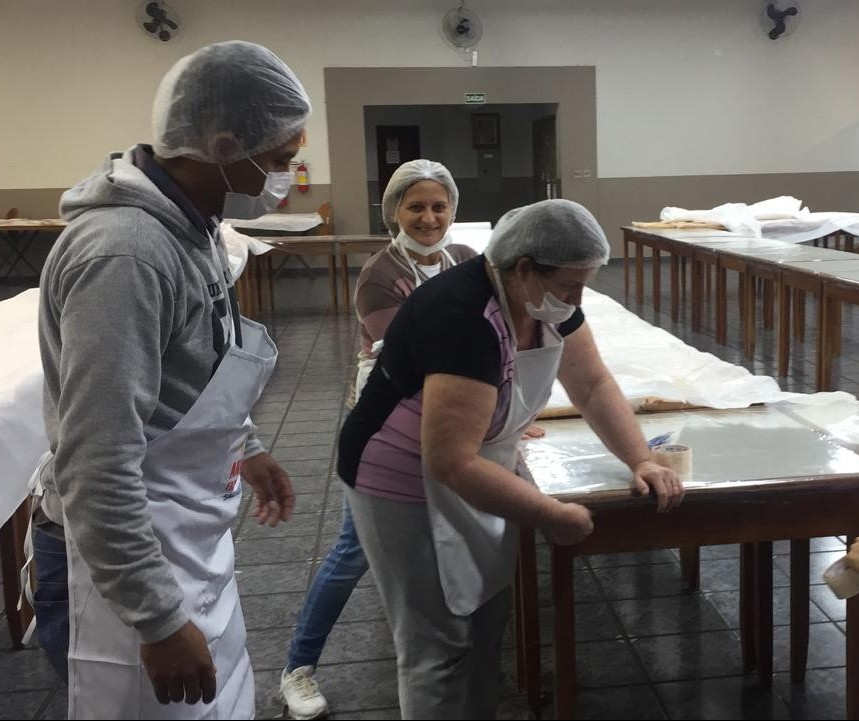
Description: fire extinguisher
295,161,310,193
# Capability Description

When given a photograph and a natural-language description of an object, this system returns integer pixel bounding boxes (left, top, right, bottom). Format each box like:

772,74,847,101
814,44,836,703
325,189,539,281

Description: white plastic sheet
544,288,859,445
659,196,859,244
224,211,323,233
0,289,47,524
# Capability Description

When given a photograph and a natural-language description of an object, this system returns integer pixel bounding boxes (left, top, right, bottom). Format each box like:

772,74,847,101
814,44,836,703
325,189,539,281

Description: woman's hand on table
522,424,545,440
846,540,859,572
632,460,684,513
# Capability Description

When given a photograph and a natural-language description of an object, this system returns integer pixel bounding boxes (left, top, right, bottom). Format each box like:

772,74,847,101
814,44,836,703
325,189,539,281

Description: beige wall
3,0,859,254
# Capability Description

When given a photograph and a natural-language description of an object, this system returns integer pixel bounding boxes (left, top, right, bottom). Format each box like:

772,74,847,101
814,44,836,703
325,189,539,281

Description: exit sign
465,93,486,104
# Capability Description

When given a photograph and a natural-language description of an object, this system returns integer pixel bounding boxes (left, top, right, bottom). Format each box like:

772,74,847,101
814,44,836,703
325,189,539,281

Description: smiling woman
274,159,477,718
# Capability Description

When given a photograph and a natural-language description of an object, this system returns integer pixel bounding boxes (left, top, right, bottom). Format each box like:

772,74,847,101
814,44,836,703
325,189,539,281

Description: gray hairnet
485,199,610,270
382,159,459,236
152,41,311,164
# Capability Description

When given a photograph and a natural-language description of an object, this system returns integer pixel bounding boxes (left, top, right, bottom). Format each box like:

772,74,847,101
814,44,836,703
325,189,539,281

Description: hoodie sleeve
49,252,188,643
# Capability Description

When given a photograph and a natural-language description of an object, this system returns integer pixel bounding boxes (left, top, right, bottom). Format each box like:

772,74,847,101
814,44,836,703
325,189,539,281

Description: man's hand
140,621,216,705
242,452,296,526
632,460,684,513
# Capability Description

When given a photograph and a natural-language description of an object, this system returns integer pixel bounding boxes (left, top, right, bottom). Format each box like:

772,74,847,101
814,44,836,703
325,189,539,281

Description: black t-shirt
337,254,585,491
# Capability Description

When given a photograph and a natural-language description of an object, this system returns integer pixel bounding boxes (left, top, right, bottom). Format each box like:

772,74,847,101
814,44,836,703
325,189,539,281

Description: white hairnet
382,159,459,236
152,41,311,164
485,199,610,270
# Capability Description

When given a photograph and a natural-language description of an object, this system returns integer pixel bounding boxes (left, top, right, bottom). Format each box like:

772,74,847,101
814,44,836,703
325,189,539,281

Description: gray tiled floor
1,256,857,719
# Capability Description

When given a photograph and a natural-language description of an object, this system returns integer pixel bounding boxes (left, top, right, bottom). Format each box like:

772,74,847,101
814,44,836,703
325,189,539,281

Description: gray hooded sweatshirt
38,148,264,643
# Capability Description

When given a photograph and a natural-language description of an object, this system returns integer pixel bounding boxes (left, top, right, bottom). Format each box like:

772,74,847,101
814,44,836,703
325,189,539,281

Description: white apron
66,235,277,719
423,266,564,615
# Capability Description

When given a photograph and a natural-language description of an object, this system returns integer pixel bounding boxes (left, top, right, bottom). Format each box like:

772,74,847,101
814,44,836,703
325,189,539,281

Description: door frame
325,66,596,234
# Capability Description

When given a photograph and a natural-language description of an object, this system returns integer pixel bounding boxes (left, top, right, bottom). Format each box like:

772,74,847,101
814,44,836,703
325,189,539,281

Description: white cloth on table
660,196,859,243
661,196,807,236
221,223,276,277
224,211,323,233
0,289,47,525
448,221,492,255
543,288,859,443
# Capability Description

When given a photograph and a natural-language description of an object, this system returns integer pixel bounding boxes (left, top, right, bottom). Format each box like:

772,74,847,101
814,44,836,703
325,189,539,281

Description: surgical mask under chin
394,229,452,257
220,159,293,220
525,279,577,324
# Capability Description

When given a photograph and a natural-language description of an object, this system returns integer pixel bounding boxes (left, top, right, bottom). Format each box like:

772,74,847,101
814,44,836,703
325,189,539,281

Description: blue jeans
287,497,369,670
32,526,69,682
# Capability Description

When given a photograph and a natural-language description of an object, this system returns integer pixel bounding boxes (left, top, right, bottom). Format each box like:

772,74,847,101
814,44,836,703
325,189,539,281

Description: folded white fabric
660,196,812,237
660,202,761,236
221,222,275,277
748,195,807,220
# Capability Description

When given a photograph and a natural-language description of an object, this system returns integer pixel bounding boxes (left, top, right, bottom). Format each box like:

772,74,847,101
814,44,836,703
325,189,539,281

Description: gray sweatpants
345,486,512,720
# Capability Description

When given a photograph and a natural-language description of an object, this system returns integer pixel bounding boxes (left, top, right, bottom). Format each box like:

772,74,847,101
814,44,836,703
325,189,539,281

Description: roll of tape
652,444,692,481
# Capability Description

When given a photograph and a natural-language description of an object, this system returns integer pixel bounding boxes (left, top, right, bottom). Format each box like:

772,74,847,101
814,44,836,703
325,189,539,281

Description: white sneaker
279,665,329,720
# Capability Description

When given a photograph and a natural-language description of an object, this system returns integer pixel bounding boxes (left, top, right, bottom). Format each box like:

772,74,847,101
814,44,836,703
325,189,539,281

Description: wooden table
520,407,859,719
238,234,389,318
622,227,859,388
0,219,66,281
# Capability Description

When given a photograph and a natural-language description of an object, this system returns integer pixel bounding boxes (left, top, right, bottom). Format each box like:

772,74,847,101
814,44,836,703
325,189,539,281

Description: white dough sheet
543,288,859,445
0,289,48,523
525,406,859,497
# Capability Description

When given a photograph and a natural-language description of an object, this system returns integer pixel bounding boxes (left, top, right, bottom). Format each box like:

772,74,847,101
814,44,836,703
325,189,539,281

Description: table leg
742,272,756,360
0,499,32,649
635,244,644,306
514,564,525,691
679,547,700,592
691,260,703,332
754,541,773,688
551,543,578,720
763,278,775,330
623,237,630,298
789,539,809,683
517,527,542,709
716,265,727,345
339,253,350,313
848,593,859,719
652,249,661,314
793,290,806,343
816,293,831,392
670,254,680,322
740,543,757,672
777,282,791,377
327,254,338,312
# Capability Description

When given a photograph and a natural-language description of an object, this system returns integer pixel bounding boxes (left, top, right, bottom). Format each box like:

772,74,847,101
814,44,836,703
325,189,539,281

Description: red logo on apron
225,459,242,494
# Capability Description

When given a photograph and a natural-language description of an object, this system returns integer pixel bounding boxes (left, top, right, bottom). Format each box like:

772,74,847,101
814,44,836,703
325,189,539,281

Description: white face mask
525,277,578,324
393,229,452,257
220,158,293,220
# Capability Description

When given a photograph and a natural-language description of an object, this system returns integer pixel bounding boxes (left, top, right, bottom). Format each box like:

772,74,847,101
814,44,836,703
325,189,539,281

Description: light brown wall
0,186,332,223
0,189,66,219
325,66,597,235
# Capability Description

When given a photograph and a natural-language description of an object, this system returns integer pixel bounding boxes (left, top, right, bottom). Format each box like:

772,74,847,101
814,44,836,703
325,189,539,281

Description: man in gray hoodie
33,41,310,719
